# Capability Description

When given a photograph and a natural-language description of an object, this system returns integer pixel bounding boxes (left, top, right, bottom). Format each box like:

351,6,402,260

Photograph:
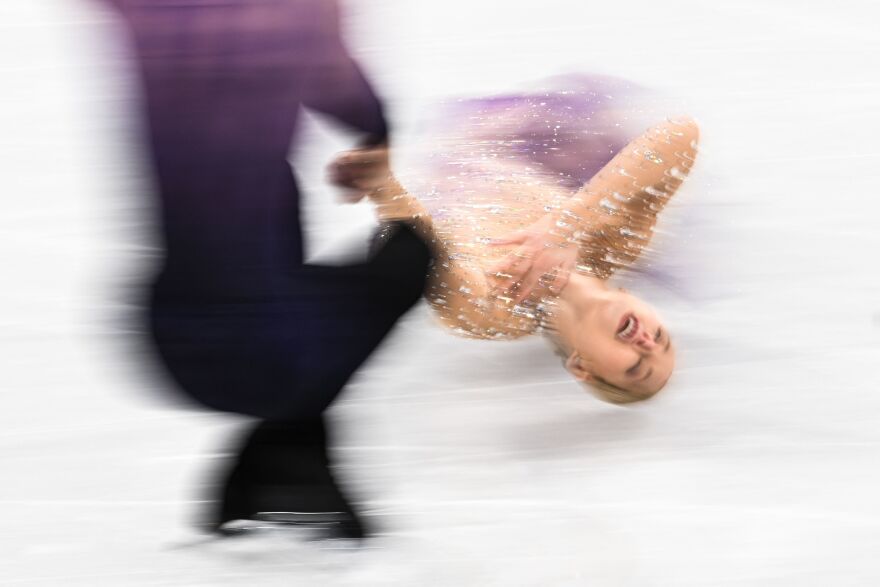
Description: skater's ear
564,352,592,382
565,352,659,405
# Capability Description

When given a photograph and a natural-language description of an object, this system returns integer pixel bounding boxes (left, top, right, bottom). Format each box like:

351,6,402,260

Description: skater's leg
207,224,431,537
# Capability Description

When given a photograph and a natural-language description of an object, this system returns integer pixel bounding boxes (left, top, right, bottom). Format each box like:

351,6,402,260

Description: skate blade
217,512,362,543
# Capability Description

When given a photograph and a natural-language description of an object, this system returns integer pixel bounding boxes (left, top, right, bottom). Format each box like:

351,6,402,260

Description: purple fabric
111,0,388,301
426,74,649,189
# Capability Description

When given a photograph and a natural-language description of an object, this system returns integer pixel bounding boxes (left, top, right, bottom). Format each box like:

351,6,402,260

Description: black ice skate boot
202,419,367,541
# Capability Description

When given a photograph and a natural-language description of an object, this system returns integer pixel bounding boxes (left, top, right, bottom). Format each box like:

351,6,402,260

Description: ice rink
2,0,880,584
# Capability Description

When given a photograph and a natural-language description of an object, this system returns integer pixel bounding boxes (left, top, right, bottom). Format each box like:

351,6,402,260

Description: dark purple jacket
112,0,388,301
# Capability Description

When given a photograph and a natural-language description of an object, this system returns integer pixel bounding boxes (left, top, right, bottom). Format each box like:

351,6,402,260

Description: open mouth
617,314,639,341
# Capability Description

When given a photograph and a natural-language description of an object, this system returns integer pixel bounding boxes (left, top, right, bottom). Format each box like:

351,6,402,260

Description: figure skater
331,81,699,403
109,0,432,539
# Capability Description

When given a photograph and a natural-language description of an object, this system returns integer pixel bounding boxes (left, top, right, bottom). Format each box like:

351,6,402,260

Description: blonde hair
544,332,658,405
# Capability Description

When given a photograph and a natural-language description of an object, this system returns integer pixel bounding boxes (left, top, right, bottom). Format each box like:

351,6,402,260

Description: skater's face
565,290,674,400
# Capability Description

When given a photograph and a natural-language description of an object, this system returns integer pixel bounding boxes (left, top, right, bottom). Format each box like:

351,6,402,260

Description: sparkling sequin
598,197,619,213
391,112,699,340
642,149,664,164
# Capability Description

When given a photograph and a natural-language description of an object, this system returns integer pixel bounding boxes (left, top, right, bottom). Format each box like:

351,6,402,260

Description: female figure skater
331,82,699,404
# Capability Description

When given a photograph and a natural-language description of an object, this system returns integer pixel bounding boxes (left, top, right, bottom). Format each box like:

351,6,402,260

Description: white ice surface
1,0,880,585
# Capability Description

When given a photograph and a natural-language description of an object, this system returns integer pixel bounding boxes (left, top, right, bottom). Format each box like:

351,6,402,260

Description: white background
1,0,879,585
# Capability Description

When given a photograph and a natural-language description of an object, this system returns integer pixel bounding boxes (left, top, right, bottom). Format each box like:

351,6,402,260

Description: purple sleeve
297,0,389,144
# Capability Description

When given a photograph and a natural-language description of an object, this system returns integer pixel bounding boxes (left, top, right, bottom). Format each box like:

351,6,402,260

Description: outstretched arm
330,148,535,339
328,148,438,242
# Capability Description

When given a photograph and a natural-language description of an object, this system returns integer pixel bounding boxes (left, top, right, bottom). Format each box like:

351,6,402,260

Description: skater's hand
328,146,393,202
487,213,578,304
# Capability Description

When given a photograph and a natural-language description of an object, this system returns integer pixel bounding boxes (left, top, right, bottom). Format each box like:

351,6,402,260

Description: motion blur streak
2,0,880,585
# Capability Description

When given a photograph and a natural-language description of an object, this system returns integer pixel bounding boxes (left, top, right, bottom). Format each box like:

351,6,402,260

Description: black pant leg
210,224,431,527
149,222,431,421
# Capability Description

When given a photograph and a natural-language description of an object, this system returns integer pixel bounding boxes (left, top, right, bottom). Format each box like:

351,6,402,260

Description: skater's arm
299,0,388,144
329,148,437,243
566,118,700,275
330,149,533,339
493,118,700,292
366,177,533,339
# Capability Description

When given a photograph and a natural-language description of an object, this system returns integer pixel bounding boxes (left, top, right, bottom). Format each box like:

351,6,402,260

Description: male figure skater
109,0,430,539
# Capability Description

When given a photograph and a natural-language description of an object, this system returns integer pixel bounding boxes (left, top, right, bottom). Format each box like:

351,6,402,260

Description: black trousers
149,223,431,420
147,224,431,514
